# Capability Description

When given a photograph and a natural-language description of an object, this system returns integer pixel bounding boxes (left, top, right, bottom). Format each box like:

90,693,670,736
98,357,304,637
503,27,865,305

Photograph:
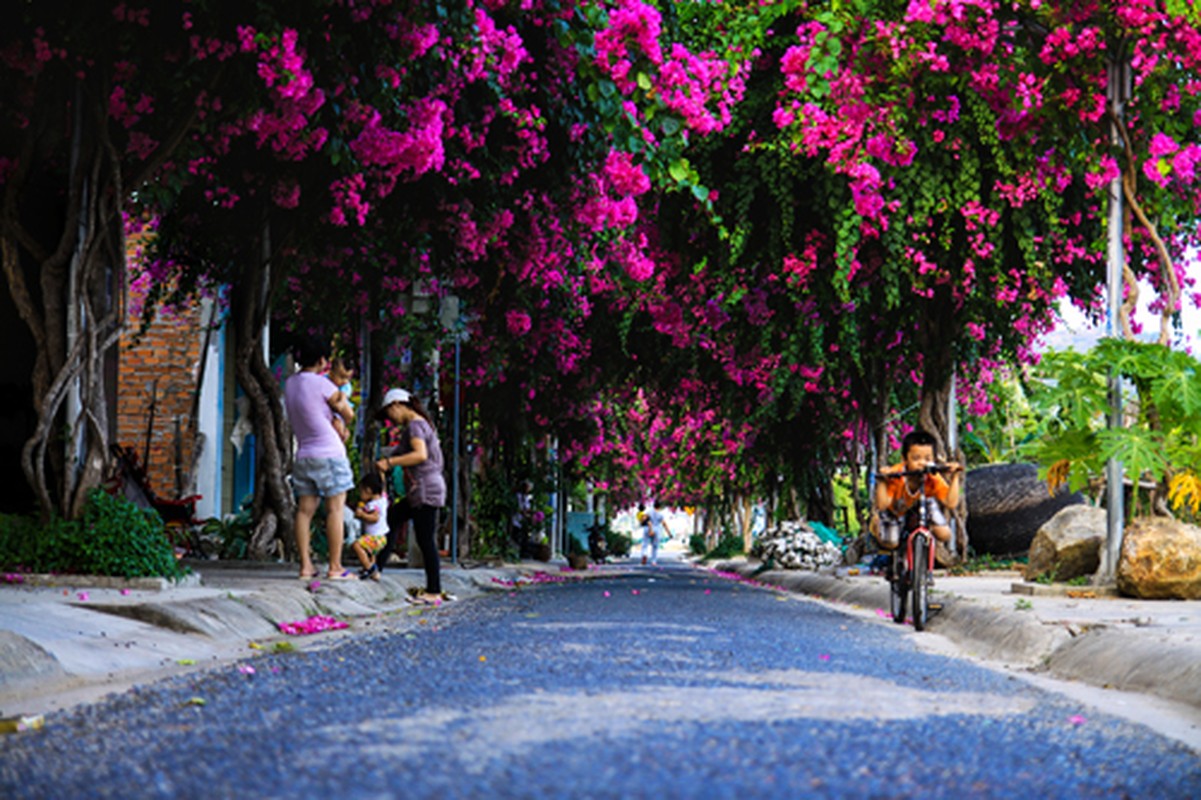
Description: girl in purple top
284,336,356,580
376,388,446,605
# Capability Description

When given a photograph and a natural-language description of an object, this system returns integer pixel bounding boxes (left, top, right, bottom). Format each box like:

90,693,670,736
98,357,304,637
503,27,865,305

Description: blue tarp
809,520,845,547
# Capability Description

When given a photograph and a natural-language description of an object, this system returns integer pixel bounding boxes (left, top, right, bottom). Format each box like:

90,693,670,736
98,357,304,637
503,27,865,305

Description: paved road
2,564,1199,799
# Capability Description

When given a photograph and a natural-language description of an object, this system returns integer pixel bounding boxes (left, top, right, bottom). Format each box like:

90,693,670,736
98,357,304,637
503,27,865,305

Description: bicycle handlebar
874,464,957,480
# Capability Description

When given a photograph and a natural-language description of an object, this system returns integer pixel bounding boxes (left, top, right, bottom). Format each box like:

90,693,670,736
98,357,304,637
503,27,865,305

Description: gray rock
1024,505,1105,582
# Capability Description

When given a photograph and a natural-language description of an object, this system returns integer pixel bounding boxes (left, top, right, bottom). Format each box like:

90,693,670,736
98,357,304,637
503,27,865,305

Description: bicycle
875,464,952,631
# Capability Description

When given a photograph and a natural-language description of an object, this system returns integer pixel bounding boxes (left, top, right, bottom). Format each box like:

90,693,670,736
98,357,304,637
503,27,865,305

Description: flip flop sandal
325,570,359,581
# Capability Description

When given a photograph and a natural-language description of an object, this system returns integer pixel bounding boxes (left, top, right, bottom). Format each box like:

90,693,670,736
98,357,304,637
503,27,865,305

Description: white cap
377,388,412,420
382,388,411,406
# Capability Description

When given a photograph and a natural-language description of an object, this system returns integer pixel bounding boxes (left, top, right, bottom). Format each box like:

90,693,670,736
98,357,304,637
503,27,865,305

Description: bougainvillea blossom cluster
8,0,1201,525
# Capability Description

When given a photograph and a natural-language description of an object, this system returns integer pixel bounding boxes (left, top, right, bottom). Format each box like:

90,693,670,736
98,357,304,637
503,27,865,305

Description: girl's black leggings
412,504,441,594
383,503,441,594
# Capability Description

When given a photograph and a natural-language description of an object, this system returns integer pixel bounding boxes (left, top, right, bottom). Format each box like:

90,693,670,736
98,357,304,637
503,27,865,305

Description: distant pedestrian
637,503,650,565
513,480,534,556
642,500,672,566
348,472,389,581
285,335,357,581
376,388,447,605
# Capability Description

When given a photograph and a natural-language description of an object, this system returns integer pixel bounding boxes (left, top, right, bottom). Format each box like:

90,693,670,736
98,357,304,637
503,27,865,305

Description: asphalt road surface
2,563,1199,799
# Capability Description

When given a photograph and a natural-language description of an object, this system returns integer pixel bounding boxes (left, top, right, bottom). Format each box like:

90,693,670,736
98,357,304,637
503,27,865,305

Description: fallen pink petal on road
277,615,349,636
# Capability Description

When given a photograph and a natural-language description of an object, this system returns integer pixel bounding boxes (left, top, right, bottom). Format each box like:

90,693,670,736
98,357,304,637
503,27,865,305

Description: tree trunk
916,287,966,564
803,468,834,527
739,494,754,552
230,244,294,560
4,77,124,521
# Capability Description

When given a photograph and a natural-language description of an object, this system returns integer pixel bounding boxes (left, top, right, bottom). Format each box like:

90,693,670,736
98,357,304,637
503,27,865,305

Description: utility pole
1097,53,1129,585
439,295,465,565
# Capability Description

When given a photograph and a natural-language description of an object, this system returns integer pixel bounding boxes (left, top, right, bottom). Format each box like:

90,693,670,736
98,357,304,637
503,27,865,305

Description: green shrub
689,533,707,556
704,533,744,561
0,490,187,580
605,529,632,557
200,497,254,560
0,512,64,570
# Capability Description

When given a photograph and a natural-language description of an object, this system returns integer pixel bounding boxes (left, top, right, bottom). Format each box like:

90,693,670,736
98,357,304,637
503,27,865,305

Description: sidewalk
2,555,1200,736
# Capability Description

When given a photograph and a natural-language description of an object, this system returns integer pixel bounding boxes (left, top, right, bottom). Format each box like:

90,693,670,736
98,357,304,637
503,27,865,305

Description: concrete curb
711,561,1066,667
709,559,1201,713
0,632,65,688
5,572,204,591
1047,629,1201,711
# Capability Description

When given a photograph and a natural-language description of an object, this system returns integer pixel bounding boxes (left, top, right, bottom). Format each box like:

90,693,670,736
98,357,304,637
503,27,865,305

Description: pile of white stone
755,521,842,570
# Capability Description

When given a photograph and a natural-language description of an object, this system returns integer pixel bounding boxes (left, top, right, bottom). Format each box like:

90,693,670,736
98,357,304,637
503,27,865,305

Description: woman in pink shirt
284,336,357,580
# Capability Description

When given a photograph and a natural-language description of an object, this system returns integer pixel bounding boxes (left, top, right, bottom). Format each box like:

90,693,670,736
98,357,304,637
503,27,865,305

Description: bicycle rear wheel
911,536,929,631
889,552,907,624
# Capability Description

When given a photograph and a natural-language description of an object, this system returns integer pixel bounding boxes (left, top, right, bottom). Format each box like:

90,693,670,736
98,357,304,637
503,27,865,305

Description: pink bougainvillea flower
505,308,532,336
277,615,349,636
77,592,89,601
1068,714,1087,726
818,654,831,662
238,665,256,675
1149,132,1179,157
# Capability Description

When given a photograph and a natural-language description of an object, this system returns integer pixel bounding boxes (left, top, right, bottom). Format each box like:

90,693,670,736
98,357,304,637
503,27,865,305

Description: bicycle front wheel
889,552,907,624
911,536,929,631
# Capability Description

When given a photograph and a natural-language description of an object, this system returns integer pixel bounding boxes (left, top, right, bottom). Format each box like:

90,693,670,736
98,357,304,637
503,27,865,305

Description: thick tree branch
1110,107,1180,345
128,62,228,192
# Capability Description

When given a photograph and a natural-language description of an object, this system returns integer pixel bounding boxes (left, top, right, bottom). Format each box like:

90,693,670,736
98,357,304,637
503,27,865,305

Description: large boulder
965,463,1087,557
1024,505,1105,582
1117,517,1201,599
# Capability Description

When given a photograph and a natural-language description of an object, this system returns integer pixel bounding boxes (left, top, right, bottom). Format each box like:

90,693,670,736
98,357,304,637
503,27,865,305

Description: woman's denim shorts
292,457,354,498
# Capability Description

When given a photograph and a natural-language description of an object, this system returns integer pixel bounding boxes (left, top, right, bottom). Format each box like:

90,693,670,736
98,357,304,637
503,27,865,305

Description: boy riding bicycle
872,429,963,551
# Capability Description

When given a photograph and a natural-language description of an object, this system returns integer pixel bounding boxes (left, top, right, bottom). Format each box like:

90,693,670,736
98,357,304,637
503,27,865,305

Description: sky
1040,277,1201,355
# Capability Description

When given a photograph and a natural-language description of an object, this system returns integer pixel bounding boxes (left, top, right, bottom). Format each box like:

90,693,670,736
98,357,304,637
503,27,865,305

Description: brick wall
116,296,204,501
